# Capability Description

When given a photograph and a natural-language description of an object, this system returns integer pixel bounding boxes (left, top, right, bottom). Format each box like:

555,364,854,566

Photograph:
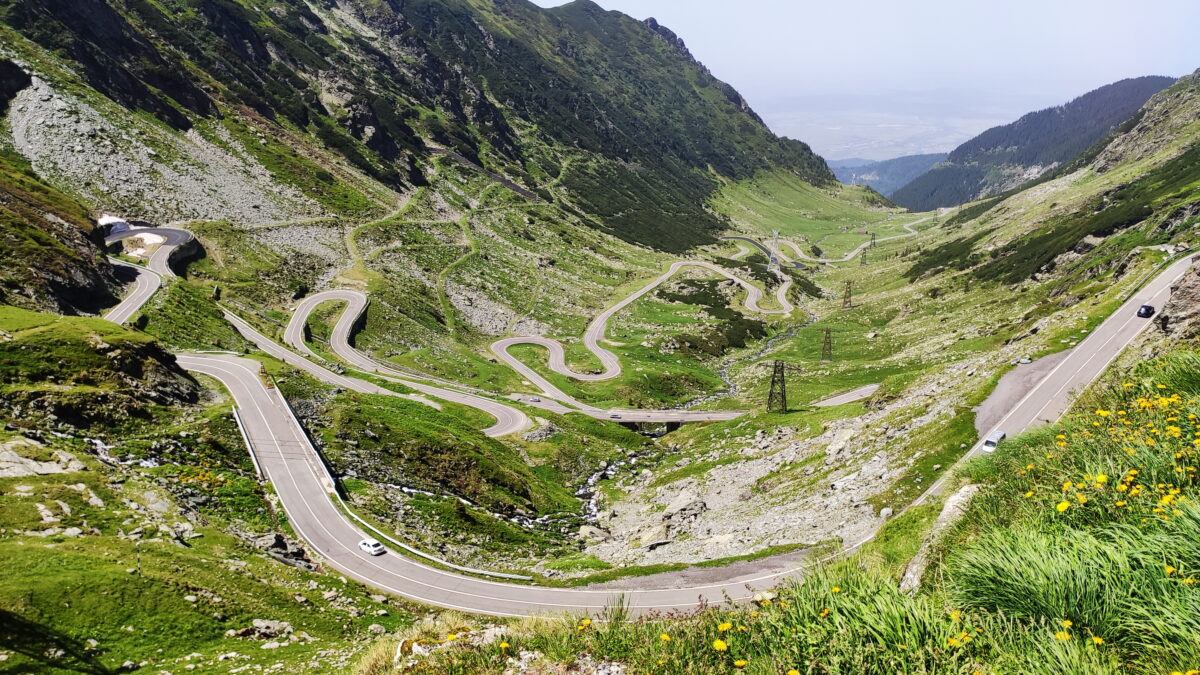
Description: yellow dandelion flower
1056,501,1070,512
445,634,457,642
500,642,510,649
1061,620,1073,628
950,610,962,621
1077,494,1088,504
718,622,732,632
581,619,591,626
1055,631,1071,641
733,660,747,668
712,639,728,652
1096,474,1108,483
660,633,670,641
1166,565,1176,575
788,671,801,675
1091,636,1103,645
1024,491,1034,498
831,586,841,593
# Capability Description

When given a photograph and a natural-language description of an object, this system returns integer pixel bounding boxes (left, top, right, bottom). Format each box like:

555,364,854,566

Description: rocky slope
0,57,121,314
892,76,1174,210
0,0,832,253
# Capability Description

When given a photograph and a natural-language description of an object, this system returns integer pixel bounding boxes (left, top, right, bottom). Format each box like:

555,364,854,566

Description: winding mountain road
720,236,808,269
99,224,1196,617
490,261,792,400
286,289,745,424
102,227,194,325
729,215,933,266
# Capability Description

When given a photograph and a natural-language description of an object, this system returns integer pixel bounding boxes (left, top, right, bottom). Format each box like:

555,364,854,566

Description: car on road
981,430,1006,452
1137,304,1156,318
530,396,541,403
358,538,385,556
609,413,622,419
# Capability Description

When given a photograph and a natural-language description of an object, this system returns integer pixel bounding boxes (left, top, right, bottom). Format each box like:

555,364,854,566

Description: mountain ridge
892,75,1175,210
831,152,948,197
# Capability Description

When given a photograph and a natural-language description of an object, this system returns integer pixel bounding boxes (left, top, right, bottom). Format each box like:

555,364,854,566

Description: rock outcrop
1156,258,1200,338
900,484,982,592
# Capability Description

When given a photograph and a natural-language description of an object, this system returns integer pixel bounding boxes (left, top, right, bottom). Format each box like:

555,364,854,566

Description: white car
358,538,385,556
981,430,1006,453
530,396,541,402
609,413,622,419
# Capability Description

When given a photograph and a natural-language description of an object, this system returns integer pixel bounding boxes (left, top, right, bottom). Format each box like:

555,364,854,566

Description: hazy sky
529,0,1200,160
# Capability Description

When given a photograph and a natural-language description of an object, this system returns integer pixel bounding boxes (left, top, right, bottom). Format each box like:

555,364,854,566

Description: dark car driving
1137,304,1156,318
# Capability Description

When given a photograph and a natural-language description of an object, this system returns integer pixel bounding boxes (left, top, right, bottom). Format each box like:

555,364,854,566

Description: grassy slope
0,455,414,673
0,307,419,672
355,350,1200,674
712,170,896,257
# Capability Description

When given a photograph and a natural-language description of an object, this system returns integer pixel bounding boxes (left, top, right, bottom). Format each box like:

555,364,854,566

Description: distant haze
530,0,1199,161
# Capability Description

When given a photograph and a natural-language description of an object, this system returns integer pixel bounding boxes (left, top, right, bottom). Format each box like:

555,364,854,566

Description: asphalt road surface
720,235,808,269
103,259,161,325
772,215,932,264
915,253,1196,505
814,384,881,408
287,289,745,425
491,260,791,391
104,227,193,275
101,227,194,325
100,224,1196,617
282,290,532,437
175,353,834,616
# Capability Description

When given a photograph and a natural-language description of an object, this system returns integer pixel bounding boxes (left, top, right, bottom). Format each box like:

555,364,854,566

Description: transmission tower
766,360,788,413
821,327,833,361
842,280,853,310
871,232,877,248
860,249,867,266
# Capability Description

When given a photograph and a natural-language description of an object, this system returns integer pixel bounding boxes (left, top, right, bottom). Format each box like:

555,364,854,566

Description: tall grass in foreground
356,351,1200,674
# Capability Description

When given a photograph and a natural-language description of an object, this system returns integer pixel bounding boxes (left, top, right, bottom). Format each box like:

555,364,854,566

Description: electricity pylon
767,360,787,413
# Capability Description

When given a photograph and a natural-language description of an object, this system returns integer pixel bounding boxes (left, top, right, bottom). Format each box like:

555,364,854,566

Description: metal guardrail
231,407,263,480
267,379,534,581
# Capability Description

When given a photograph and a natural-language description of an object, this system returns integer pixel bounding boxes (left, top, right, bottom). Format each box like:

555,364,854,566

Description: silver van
981,430,1006,452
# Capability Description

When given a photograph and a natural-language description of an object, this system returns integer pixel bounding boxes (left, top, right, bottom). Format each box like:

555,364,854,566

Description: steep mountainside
906,69,1200,287
892,76,1174,210
375,68,1200,675
831,152,947,197
0,0,830,253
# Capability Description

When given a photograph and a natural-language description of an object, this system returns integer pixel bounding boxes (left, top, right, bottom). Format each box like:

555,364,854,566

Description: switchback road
490,261,792,402
100,224,1196,617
